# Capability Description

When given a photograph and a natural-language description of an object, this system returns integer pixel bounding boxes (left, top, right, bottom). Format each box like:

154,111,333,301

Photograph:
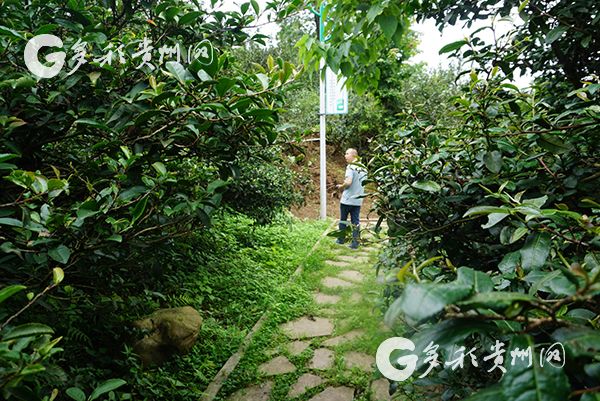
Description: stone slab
337,255,369,263
349,293,362,303
281,317,334,339
371,378,391,400
287,373,324,398
259,356,296,376
225,381,273,401
321,277,354,289
286,340,310,356
313,292,341,305
338,270,365,283
308,386,354,401
322,329,365,347
309,348,334,370
344,351,374,372
325,260,352,268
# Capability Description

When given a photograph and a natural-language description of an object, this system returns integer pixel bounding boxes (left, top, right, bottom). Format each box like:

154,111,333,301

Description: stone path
222,225,392,401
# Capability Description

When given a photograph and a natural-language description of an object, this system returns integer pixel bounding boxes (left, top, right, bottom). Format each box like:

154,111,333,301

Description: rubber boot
349,225,360,249
336,221,347,244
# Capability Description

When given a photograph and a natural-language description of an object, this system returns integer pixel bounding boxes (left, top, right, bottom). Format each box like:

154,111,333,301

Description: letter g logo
24,34,66,79
376,337,418,382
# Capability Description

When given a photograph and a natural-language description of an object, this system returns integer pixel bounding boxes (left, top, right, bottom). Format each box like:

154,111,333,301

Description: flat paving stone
309,348,335,370
286,340,310,356
337,255,369,263
325,260,352,268
225,381,273,401
259,356,296,376
344,351,375,372
308,386,354,401
321,277,354,289
361,247,379,253
281,316,334,339
338,270,365,283
371,378,391,400
349,293,362,303
287,373,324,398
313,292,341,305
322,329,365,347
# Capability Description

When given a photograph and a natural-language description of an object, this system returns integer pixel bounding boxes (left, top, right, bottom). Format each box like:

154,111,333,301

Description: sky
411,17,533,87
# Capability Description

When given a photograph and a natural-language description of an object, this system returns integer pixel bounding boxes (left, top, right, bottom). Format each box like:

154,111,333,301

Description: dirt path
212,224,393,401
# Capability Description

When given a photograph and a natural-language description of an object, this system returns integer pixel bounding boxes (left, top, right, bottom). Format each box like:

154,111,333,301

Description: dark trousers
339,203,360,243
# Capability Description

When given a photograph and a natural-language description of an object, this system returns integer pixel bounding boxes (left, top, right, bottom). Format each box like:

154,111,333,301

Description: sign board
320,67,348,115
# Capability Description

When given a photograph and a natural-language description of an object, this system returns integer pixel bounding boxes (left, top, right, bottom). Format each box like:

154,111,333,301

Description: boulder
133,306,202,366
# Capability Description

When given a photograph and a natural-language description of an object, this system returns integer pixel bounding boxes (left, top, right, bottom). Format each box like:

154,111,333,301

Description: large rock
133,306,202,366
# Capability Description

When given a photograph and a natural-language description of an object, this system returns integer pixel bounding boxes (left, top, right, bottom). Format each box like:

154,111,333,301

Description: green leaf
518,0,530,12
552,327,600,358
88,379,127,401
130,197,148,224
0,25,25,40
179,11,202,25
522,195,547,209
66,387,86,401
256,73,269,90
2,323,54,341
377,15,398,39
525,270,576,296
74,119,110,131
250,0,259,14
411,180,441,193
21,364,46,375
52,267,64,285
458,291,537,310
207,179,229,193
411,319,495,370
483,151,503,173
510,227,529,243
456,267,494,293
439,40,468,54
481,213,509,229
385,280,471,324
519,232,551,271
107,234,122,242
501,335,570,401
0,218,23,227
165,61,194,84
545,26,568,44
464,206,511,217
0,153,19,163
152,162,167,176
48,245,71,265
0,285,26,305
537,134,574,154
366,4,384,22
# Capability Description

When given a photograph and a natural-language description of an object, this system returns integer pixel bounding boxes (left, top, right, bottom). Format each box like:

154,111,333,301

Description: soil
290,142,374,221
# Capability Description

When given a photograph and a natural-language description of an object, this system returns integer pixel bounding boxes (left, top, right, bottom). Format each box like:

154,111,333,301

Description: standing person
336,148,367,249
